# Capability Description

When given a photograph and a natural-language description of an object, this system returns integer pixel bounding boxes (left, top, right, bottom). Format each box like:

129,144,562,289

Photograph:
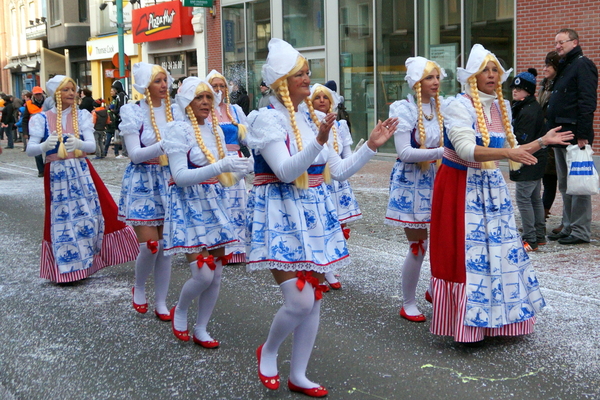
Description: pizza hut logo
136,9,176,36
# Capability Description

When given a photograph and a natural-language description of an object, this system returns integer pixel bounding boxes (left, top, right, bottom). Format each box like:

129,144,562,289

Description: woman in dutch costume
247,38,398,397
385,57,445,322
206,70,252,265
163,77,251,347
118,62,184,320
26,75,138,283
429,44,572,343
309,83,361,291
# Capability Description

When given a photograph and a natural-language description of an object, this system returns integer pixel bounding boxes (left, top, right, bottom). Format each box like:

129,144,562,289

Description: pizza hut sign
132,0,193,44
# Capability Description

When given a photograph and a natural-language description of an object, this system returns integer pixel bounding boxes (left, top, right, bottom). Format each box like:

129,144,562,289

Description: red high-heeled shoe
132,287,148,314
400,307,426,322
170,306,189,341
329,281,342,290
193,335,219,349
154,309,171,321
256,344,280,390
288,379,328,397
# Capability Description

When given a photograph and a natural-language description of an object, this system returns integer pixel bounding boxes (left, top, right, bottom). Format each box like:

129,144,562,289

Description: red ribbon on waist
146,240,159,254
295,271,324,301
196,254,216,270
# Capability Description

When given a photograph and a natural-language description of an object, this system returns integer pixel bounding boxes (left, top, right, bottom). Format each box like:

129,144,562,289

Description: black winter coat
546,45,598,146
510,95,547,182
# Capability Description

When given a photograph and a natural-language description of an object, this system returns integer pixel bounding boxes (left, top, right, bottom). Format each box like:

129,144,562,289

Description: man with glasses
546,28,598,245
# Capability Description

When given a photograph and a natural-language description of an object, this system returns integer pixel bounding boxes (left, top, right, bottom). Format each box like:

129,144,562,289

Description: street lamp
99,0,126,85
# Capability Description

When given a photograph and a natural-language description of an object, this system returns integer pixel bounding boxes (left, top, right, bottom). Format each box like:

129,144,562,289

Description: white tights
173,258,223,340
260,278,322,389
134,241,172,315
402,240,427,316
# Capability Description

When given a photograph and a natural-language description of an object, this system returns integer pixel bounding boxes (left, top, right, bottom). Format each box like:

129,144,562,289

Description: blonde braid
414,82,430,171
71,105,83,157
279,81,308,188
469,77,495,169
146,89,169,166
495,85,521,171
55,95,68,159
304,98,331,184
434,93,444,168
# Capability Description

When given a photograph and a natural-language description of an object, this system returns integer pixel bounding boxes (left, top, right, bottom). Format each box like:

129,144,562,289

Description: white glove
40,134,59,153
245,158,255,175
65,135,84,152
217,156,253,173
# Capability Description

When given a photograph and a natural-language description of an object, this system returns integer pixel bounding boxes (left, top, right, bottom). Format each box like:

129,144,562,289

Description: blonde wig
207,72,248,140
468,55,519,170
185,82,235,187
413,61,444,170
54,77,81,159
146,65,174,166
272,56,330,188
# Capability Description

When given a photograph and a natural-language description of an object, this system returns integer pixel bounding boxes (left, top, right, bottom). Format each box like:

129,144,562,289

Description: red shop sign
132,1,193,44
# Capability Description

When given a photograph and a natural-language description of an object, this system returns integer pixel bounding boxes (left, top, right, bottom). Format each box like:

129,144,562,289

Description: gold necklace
423,102,434,121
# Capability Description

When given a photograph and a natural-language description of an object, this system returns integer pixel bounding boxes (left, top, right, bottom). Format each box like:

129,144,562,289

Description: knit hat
324,80,337,93
457,44,512,85
261,38,303,88
94,98,104,107
545,51,560,70
132,62,173,95
405,57,447,89
175,76,218,113
510,68,538,95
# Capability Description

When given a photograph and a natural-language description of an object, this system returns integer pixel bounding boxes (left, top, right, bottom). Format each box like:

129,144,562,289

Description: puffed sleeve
443,96,477,162
246,108,289,150
76,109,97,153
231,103,248,125
162,121,193,155
28,113,47,139
118,103,143,136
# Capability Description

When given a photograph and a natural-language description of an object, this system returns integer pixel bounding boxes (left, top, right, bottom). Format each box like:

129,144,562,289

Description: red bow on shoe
217,253,233,265
196,254,216,270
147,240,159,254
295,271,324,301
410,240,425,256
342,227,351,240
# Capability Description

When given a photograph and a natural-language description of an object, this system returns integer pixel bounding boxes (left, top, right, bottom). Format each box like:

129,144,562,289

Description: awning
23,60,39,69
3,62,20,70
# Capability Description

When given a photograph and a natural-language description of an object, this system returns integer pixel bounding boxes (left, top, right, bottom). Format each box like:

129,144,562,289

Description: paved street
0,142,599,400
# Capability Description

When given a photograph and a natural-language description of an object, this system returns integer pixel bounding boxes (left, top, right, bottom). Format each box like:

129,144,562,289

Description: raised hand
543,126,574,146
316,113,336,146
366,118,399,151
41,134,59,153
65,135,84,152
218,156,253,173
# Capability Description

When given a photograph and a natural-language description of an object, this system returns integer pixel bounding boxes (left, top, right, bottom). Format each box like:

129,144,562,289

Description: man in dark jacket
1,95,16,149
546,28,598,245
509,69,547,251
111,80,129,157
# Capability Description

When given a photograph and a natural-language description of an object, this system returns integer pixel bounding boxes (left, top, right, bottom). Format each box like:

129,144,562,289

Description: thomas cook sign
132,0,194,44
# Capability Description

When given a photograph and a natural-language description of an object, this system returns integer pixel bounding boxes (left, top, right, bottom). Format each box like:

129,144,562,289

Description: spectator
91,99,110,159
546,28,598,245
229,79,250,115
257,81,271,109
538,51,562,226
111,80,129,157
1,94,16,149
509,69,547,251
79,88,94,112
23,86,46,176
104,104,121,158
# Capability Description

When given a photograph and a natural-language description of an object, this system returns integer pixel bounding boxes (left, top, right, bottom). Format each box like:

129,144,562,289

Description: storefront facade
218,0,514,151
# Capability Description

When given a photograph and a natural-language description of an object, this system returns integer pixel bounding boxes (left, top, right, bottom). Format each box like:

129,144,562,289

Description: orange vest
26,100,43,115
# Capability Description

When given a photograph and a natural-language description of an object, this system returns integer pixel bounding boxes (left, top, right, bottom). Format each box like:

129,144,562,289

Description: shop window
283,0,324,48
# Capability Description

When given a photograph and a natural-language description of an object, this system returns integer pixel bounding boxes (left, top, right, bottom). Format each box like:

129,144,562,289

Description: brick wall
206,0,223,74
517,0,600,151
